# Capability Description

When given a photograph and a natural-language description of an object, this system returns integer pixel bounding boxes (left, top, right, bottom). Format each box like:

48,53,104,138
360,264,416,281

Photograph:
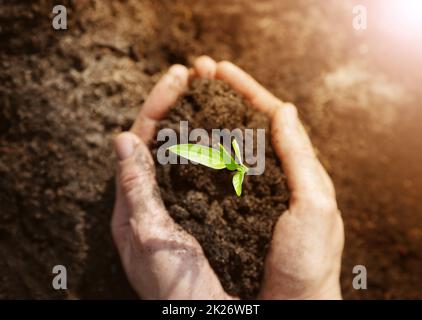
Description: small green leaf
232,171,245,196
218,143,237,171
232,138,243,164
168,144,226,169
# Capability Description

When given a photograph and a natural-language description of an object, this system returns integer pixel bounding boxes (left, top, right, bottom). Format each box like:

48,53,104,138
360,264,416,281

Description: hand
112,56,344,300
205,58,344,299
111,64,234,300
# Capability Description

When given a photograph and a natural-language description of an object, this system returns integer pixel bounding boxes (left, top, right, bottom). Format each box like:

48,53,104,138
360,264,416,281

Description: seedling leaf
168,141,249,196
232,138,242,164
232,171,245,196
168,144,226,169
218,143,237,171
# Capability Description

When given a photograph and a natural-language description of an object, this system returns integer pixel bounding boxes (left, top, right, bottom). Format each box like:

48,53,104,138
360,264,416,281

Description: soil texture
0,0,421,299
153,79,290,299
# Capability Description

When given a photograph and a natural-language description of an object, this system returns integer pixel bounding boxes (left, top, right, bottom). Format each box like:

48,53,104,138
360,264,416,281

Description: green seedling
168,138,249,196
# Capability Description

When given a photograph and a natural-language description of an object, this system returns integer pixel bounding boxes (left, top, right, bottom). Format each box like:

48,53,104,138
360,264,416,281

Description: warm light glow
376,0,422,38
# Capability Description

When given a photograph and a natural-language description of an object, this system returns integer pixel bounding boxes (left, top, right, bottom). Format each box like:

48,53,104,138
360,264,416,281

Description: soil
0,0,421,299
152,79,290,299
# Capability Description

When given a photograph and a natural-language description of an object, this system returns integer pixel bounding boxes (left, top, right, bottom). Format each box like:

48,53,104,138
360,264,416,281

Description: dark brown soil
152,79,290,299
0,0,421,299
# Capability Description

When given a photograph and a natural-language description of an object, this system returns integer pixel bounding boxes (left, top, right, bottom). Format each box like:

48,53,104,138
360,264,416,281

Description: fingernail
114,132,138,160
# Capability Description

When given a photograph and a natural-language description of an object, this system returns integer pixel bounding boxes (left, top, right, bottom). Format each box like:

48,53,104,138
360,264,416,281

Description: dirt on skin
152,79,290,299
0,0,421,299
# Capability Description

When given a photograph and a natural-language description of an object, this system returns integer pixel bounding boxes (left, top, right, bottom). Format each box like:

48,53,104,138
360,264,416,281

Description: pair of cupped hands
112,56,344,300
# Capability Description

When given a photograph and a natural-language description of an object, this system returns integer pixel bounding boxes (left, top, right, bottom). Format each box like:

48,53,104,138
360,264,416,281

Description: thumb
113,132,232,300
113,132,168,229
114,131,141,162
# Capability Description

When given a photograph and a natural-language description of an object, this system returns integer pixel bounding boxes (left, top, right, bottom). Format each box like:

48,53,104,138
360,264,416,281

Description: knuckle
129,218,162,247
138,225,163,243
118,149,156,195
119,168,144,195
129,213,204,256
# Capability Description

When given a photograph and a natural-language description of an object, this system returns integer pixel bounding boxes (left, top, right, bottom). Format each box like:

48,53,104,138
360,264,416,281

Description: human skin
112,56,344,300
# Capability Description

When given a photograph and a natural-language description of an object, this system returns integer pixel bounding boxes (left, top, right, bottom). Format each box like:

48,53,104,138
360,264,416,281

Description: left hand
112,63,236,300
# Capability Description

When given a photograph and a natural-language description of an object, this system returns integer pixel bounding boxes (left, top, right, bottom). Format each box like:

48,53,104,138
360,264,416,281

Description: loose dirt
0,0,421,299
153,79,290,299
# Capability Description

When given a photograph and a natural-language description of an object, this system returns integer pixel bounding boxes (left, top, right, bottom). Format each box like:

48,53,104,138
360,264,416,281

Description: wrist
305,277,342,300
259,271,342,300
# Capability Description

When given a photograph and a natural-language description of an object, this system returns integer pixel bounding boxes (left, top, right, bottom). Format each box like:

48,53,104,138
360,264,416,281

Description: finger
215,61,282,116
271,103,335,206
131,64,189,142
297,118,336,197
138,64,188,121
113,132,169,229
194,55,217,79
111,132,141,248
111,179,129,250
113,132,190,248
316,159,336,197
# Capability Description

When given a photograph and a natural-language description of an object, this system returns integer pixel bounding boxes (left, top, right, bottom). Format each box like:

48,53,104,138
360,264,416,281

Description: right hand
196,57,345,300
